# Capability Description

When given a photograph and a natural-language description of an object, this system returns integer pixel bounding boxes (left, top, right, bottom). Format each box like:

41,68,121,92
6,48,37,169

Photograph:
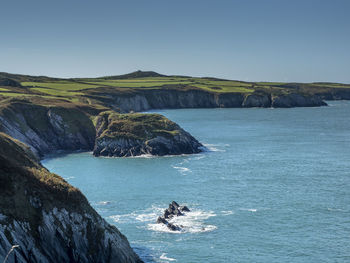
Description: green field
0,71,349,104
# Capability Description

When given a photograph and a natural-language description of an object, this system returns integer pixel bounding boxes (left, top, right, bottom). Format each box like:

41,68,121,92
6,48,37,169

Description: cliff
0,132,142,263
84,87,327,113
93,111,203,157
0,98,102,157
0,97,203,158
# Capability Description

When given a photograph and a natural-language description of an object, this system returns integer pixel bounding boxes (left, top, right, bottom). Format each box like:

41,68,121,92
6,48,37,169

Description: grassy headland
0,70,349,108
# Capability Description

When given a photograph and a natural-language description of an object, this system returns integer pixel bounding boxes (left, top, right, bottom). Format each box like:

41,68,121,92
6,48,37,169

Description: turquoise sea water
43,101,350,263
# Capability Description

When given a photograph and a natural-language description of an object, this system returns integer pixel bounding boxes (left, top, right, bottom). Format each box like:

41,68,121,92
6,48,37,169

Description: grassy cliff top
96,111,181,141
0,132,92,223
1,71,349,105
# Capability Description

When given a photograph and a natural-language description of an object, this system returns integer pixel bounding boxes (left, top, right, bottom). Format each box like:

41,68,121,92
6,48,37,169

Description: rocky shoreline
0,132,143,263
0,99,203,159
93,112,203,157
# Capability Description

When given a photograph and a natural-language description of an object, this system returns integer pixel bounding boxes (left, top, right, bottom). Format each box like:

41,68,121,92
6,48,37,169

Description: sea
42,101,350,263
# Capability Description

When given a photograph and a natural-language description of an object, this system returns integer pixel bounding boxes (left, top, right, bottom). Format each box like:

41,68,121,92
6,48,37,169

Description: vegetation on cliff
96,112,181,141
0,97,105,157
93,111,203,157
0,132,142,262
0,70,349,110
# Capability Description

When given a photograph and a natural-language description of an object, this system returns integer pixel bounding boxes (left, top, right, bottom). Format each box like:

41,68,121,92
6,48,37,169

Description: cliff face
0,99,97,157
0,132,142,263
93,112,203,157
271,93,327,108
85,88,327,113
0,98,204,158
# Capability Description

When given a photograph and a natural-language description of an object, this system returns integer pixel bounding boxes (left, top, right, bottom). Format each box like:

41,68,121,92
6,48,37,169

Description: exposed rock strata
93,112,203,157
0,99,98,157
84,88,328,112
271,93,327,108
0,132,142,263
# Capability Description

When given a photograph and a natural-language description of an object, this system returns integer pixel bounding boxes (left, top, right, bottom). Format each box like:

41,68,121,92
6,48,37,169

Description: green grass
97,112,180,141
21,81,100,91
0,71,348,107
30,87,84,97
82,79,193,88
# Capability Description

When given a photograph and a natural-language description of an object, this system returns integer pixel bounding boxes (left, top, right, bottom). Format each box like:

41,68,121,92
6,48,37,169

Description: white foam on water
171,166,191,174
221,210,234,216
109,212,137,223
327,207,346,212
98,201,111,206
110,206,164,224
110,205,217,233
160,253,176,262
148,209,217,234
63,176,75,180
202,143,226,152
192,155,205,160
130,154,155,159
240,208,257,212
136,212,160,222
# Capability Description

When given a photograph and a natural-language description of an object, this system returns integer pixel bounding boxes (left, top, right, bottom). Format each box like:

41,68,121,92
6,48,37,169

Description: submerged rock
93,112,203,157
156,201,190,232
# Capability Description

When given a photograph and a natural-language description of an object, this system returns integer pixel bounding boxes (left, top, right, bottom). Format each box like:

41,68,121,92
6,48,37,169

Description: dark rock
157,216,167,224
167,223,181,231
0,132,142,263
156,201,190,232
171,201,180,208
180,205,190,212
163,209,171,219
93,112,203,157
0,77,22,87
271,93,327,108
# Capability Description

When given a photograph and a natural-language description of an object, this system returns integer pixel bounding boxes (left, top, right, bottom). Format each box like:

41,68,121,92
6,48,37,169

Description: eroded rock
156,201,190,231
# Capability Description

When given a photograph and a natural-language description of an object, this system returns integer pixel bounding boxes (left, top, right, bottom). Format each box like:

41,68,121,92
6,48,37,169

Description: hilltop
0,70,348,111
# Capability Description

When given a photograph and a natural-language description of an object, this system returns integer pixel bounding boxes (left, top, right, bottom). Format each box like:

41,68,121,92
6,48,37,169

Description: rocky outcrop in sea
93,112,203,157
156,201,190,231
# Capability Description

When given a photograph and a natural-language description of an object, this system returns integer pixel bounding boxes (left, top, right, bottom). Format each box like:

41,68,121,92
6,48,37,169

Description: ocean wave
221,210,234,216
193,155,205,160
110,205,217,234
148,209,217,234
159,253,176,262
63,176,75,180
327,207,346,212
110,206,164,224
171,165,191,174
98,201,111,206
240,208,257,212
202,143,226,152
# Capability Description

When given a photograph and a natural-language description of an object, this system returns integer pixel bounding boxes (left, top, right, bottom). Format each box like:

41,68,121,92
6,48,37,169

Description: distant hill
102,70,166,80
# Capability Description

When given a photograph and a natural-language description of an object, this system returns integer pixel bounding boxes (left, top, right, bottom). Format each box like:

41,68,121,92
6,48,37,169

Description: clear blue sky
1,0,349,82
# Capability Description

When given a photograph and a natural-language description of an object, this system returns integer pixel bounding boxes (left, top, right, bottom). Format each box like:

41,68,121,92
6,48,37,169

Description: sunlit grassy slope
1,70,349,103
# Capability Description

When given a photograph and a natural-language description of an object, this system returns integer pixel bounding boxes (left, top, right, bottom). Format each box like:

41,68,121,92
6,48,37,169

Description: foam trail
240,208,257,212
98,201,111,205
171,166,191,174
202,143,226,152
221,210,234,216
63,176,75,180
160,253,176,262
